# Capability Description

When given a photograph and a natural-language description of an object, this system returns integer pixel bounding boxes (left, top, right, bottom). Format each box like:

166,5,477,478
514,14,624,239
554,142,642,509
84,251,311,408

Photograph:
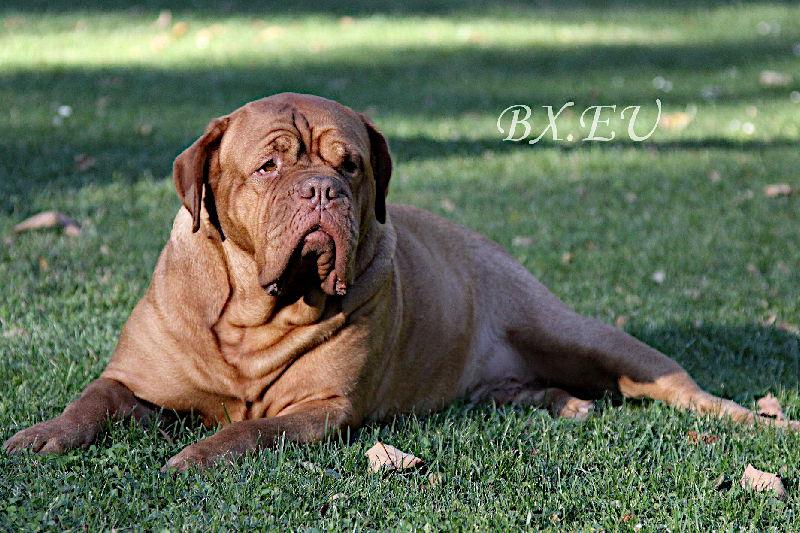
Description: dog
5,93,796,470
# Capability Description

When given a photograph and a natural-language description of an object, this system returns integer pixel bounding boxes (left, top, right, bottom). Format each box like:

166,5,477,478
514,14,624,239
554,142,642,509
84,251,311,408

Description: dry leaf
757,393,785,420
155,10,172,29
13,211,81,236
740,464,787,501
764,184,793,197
428,472,443,486
763,313,778,326
614,315,628,328
687,430,720,444
759,70,792,87
74,153,96,172
659,112,693,130
440,198,456,212
365,442,423,473
560,251,574,264
512,236,533,247
777,322,799,334
708,170,722,183
171,21,189,39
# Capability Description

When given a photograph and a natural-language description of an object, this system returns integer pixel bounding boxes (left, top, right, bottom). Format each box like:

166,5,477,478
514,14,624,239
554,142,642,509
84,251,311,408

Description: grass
1,0,799,530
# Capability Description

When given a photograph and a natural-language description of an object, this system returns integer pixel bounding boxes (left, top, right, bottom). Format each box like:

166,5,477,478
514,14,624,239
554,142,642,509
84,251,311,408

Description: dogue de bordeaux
5,93,796,470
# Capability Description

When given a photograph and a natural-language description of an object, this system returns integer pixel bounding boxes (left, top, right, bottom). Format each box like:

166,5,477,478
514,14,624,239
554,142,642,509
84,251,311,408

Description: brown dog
5,93,796,470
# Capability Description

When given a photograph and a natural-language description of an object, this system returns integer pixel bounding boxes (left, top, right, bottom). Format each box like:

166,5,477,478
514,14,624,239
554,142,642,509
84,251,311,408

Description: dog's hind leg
503,281,798,429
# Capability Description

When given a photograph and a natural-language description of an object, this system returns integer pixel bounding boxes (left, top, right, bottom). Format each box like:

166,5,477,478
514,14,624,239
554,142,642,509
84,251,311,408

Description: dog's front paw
162,441,233,473
4,417,94,455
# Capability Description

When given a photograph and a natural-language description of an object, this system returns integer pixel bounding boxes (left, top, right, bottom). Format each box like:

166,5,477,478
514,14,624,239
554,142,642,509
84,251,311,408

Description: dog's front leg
4,377,155,454
163,398,352,472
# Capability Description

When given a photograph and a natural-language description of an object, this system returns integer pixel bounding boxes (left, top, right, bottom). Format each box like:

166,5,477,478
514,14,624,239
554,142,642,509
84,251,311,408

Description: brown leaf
763,313,778,326
74,153,96,172
171,21,189,39
764,184,793,197
757,393,785,420
759,70,792,88
13,211,81,236
687,430,720,445
512,236,534,248
614,315,628,328
740,464,787,501
777,322,799,334
560,251,574,264
659,112,693,130
365,442,423,473
440,198,456,212
155,10,172,29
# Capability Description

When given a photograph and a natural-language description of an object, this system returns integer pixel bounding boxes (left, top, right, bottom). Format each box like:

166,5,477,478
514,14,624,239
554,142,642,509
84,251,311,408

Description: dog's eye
342,159,358,174
257,159,278,174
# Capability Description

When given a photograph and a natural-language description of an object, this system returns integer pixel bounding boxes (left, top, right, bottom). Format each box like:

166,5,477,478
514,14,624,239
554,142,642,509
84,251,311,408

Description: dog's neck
201,211,396,380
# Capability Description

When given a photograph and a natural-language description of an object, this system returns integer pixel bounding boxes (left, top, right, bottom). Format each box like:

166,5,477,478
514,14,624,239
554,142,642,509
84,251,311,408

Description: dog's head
173,93,392,297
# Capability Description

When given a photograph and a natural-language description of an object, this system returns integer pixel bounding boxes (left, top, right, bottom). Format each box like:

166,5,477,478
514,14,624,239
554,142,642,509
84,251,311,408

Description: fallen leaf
512,236,534,247
365,442,423,473
440,198,456,212
615,315,628,328
764,184,793,197
560,251,574,264
651,270,666,284
659,112,693,130
299,461,323,473
759,70,792,87
157,428,174,445
763,313,778,326
687,430,720,444
708,170,722,183
37,257,49,271
74,153,96,172
13,211,81,237
155,10,172,29
428,472,443,486
777,322,799,334
2,326,28,338
757,393,785,420
171,21,189,39
621,511,633,522
741,464,787,501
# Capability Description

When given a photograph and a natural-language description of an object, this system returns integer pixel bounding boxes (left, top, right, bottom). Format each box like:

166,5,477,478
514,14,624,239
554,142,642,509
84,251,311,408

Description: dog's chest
211,293,346,398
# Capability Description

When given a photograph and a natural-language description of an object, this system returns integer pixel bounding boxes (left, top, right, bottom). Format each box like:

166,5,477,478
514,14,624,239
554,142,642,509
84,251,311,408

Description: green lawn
1,1,799,530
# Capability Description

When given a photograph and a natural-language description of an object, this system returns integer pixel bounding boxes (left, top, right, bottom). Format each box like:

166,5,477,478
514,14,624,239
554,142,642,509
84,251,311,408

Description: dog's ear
173,116,230,233
360,114,392,224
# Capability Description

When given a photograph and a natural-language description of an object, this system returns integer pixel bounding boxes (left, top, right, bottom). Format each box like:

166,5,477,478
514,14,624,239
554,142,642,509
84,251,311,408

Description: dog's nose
298,176,343,208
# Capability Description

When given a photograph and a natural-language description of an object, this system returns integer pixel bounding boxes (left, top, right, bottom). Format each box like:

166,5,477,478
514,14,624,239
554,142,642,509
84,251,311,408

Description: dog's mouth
260,224,351,298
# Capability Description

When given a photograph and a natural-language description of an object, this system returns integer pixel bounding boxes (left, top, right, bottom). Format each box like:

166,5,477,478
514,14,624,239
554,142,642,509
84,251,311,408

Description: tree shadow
3,0,798,16
1,28,797,212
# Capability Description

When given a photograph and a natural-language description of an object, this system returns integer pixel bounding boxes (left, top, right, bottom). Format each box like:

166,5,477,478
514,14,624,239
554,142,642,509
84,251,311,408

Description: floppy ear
360,114,392,224
173,116,230,233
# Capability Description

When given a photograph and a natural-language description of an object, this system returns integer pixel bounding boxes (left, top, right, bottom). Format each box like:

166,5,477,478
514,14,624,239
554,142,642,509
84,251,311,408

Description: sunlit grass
1,1,800,530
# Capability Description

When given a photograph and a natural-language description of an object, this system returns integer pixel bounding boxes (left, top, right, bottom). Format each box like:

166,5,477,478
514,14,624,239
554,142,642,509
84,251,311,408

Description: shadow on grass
1,30,796,205
3,0,798,16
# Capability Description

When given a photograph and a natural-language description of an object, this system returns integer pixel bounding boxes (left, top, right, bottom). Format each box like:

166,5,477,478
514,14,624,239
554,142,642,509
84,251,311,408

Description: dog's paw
3,417,92,455
162,441,231,473
556,398,595,420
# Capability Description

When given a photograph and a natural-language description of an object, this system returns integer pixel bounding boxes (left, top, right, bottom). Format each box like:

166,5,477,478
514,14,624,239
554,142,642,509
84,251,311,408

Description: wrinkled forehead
221,94,370,158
